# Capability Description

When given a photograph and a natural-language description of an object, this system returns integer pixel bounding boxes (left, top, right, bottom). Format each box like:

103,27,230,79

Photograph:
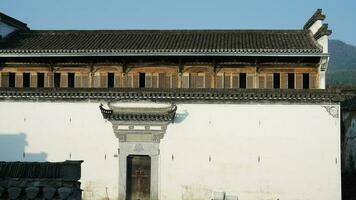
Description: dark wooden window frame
239,73,246,89
68,73,75,88
23,73,30,88
303,73,310,89
37,73,45,88
273,73,281,89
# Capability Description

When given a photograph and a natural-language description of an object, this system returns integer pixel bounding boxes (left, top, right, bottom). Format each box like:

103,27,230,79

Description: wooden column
247,74,254,89
1,72,9,87
15,73,23,88
296,73,303,89
259,74,266,89
30,73,37,88
281,73,288,89
266,74,273,89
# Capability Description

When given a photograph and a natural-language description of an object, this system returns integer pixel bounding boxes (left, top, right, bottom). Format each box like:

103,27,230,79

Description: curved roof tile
0,30,322,55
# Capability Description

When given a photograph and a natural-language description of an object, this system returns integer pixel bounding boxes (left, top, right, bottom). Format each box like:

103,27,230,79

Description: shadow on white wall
0,133,47,162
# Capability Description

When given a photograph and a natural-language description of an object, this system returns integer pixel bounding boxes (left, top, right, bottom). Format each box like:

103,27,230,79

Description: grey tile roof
0,161,82,199
0,29,323,56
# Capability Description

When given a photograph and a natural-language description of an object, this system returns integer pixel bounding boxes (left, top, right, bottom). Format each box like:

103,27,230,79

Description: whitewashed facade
0,8,342,200
0,94,341,200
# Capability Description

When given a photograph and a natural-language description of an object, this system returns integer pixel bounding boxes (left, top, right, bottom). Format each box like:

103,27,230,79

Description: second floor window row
0,72,317,89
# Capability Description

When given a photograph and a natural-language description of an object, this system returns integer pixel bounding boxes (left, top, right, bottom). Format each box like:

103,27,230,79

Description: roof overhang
0,52,329,58
0,88,343,104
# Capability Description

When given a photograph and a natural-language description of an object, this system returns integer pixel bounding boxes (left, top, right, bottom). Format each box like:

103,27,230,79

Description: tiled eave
0,51,327,58
0,88,343,104
99,104,177,122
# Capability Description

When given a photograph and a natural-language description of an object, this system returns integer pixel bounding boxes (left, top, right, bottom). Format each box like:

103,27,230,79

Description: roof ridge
17,29,307,33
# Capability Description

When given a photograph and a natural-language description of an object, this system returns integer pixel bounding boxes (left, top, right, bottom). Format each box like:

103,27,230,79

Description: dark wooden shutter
75,74,82,88
224,73,231,88
133,73,139,88
259,75,266,89
189,73,197,88
296,74,302,89
145,73,152,88
195,73,204,88
182,73,189,88
172,73,178,88
281,73,288,89
247,74,254,88
82,73,89,88
205,73,211,88
30,74,37,88
310,74,317,89
1,72,9,87
216,73,224,88
60,74,68,88
126,74,133,88
100,73,107,88
152,73,158,88
44,73,48,88
166,73,172,88
15,74,23,88
266,74,273,89
232,73,239,88
158,73,169,88
158,73,165,88
93,74,100,88
115,73,121,88
47,73,53,88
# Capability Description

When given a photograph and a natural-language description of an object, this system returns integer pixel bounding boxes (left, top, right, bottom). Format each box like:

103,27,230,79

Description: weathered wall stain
181,185,212,200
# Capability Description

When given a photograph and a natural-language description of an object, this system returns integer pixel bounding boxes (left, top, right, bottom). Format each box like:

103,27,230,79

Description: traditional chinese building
0,9,344,200
0,10,332,91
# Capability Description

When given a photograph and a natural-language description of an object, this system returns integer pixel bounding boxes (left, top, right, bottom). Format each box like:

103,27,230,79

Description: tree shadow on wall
0,133,47,162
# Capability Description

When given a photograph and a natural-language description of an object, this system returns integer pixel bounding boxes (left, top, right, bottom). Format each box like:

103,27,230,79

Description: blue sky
1,0,355,45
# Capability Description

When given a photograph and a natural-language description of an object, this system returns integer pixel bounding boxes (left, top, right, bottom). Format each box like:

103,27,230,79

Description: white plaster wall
0,102,118,200
0,22,17,38
318,35,329,54
0,102,341,200
161,104,340,200
319,70,326,89
309,20,323,35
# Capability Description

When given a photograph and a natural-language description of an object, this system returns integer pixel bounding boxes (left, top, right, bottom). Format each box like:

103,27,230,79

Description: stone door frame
118,142,159,200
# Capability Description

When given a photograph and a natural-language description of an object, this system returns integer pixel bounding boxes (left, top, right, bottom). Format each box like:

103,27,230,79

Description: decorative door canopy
100,102,177,122
100,102,177,142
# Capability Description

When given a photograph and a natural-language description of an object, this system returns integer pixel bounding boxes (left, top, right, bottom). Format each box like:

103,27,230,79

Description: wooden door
126,155,151,200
